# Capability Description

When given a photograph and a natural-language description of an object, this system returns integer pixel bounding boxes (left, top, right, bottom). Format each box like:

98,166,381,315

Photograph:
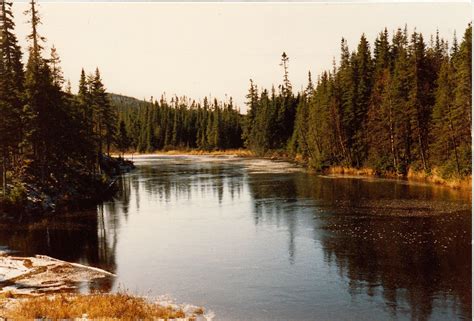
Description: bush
9,184,27,204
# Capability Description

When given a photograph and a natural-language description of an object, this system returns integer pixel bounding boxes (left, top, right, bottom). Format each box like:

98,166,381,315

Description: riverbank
0,155,135,217
0,253,207,320
119,149,471,190
323,165,472,190
117,148,255,158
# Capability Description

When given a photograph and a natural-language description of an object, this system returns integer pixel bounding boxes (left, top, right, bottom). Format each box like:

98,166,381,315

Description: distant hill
108,93,151,110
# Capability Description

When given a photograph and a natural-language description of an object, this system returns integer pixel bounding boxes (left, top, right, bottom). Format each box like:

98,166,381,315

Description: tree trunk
448,110,461,176
2,154,7,198
418,132,427,171
388,98,398,172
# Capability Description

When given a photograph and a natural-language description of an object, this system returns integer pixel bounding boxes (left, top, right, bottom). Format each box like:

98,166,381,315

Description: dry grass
4,293,186,320
408,168,472,190
176,149,254,157
0,290,15,300
324,166,471,190
119,149,255,158
325,166,376,176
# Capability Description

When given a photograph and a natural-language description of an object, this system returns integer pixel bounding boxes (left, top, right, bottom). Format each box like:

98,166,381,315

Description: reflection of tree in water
0,175,149,293
115,174,132,218
247,172,471,320
0,207,118,292
135,162,244,204
247,173,301,264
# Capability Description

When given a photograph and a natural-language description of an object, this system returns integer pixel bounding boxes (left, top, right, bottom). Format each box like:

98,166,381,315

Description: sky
11,2,472,112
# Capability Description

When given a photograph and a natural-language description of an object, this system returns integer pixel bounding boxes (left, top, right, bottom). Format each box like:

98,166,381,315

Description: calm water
1,156,471,321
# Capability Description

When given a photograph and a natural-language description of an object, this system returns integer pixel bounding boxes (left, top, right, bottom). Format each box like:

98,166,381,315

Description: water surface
1,156,471,320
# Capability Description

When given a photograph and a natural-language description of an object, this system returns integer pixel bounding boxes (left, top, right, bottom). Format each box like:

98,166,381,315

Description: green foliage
0,1,120,211
245,26,472,178
8,183,27,205
243,53,299,155
112,94,243,153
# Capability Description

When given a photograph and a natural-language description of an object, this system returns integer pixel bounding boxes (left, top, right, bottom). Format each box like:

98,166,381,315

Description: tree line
0,1,116,201
113,94,243,153
1,0,470,204
244,25,472,178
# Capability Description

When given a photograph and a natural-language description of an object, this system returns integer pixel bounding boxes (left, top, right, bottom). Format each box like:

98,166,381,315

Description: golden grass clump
0,290,15,300
325,166,375,176
5,293,186,320
408,167,472,190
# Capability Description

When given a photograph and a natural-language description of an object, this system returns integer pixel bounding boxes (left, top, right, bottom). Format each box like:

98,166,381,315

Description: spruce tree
451,24,472,175
0,0,24,195
90,68,116,157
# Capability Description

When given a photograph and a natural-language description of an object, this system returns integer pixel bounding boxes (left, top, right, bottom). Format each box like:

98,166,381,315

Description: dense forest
113,94,242,153
243,25,472,178
0,0,471,213
112,24,471,179
0,1,120,210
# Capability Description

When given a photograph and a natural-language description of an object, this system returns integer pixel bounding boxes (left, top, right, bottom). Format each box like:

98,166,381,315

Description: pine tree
389,28,411,173
352,34,373,166
431,57,459,174
116,120,130,157
242,79,258,150
450,24,472,175
90,68,116,157
23,0,51,183
49,45,63,88
0,0,24,195
338,38,356,165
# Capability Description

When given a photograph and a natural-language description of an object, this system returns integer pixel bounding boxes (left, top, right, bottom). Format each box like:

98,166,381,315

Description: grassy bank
406,168,472,190
321,165,471,190
117,148,255,158
1,292,204,320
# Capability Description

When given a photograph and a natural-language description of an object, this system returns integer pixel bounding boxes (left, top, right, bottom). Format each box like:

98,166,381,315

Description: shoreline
0,155,135,218
116,149,471,191
0,252,207,320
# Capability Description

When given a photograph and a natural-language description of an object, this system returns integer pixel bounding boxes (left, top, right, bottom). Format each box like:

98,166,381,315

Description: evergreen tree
0,0,24,195
243,25,471,179
451,24,472,175
116,120,130,156
23,0,52,183
90,68,116,157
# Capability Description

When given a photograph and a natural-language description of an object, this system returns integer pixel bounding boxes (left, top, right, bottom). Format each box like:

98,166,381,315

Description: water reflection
0,156,470,320
130,159,245,204
0,208,117,292
247,172,471,321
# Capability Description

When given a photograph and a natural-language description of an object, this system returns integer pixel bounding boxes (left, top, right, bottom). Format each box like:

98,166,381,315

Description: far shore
113,149,255,158
112,149,472,191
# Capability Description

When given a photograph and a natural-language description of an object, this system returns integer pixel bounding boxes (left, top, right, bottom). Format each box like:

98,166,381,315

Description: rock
0,254,115,296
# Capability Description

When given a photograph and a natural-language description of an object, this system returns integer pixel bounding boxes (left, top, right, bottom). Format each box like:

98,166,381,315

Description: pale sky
12,2,472,111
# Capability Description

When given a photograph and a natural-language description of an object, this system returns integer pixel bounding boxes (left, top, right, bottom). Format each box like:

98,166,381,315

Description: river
0,155,471,320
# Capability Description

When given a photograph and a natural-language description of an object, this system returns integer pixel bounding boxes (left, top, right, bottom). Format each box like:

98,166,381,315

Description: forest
0,1,120,211
116,24,471,180
0,0,472,213
113,94,243,153
243,25,472,178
